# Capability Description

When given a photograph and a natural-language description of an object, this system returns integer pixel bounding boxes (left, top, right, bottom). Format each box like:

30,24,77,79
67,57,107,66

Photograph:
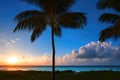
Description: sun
7,56,19,64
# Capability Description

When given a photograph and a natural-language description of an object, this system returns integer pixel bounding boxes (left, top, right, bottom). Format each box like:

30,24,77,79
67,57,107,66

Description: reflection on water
0,66,52,71
6,67,29,71
0,66,31,71
0,66,120,72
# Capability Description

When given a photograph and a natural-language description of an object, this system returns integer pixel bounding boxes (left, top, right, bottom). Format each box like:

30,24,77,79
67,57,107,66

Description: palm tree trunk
51,28,55,80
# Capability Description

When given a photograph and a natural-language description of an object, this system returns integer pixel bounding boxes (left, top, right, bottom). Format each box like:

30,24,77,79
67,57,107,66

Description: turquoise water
0,66,120,72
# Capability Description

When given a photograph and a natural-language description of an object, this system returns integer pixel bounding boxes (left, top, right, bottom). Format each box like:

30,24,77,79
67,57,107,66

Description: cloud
0,41,120,66
7,38,20,46
56,41,120,66
75,41,120,58
56,53,87,65
17,54,51,65
0,38,20,46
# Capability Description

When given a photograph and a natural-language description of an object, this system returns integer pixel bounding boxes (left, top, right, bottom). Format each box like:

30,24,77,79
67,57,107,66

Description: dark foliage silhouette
14,0,87,80
97,0,120,41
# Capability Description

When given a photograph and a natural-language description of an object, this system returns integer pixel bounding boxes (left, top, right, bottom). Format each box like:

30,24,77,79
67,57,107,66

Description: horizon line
0,65,120,67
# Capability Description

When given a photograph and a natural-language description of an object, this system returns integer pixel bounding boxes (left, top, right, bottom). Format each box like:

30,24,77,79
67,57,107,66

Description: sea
0,66,120,72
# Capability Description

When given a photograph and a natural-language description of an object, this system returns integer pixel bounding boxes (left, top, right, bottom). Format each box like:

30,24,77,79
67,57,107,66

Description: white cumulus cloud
56,41,120,66
75,41,120,58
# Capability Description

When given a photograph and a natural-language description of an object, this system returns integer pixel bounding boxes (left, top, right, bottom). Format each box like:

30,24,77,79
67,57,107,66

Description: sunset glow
6,56,19,65
0,0,120,66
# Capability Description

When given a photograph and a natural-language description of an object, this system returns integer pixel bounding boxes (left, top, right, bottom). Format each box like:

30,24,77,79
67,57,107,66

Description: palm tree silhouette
14,0,87,80
97,0,120,41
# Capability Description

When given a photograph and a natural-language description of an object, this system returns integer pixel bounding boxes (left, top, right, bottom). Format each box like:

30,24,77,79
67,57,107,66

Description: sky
0,0,120,66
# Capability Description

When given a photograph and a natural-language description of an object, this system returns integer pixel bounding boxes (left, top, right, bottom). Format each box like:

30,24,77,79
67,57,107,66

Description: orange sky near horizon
0,54,52,66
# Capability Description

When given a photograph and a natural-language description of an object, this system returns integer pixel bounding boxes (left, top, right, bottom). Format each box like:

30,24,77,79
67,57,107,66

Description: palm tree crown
14,0,86,42
97,0,120,42
14,0,87,80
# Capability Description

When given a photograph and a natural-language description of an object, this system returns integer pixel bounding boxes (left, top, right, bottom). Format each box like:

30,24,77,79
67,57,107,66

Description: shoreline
0,69,120,73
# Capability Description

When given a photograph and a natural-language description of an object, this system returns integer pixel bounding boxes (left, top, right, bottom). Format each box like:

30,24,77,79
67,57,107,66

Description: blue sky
0,0,120,66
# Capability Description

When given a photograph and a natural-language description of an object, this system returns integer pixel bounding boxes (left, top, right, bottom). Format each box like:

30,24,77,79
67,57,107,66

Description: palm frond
15,10,44,22
31,23,47,42
97,0,109,10
99,26,113,42
112,20,120,39
53,24,61,37
99,20,120,42
97,0,120,12
57,12,87,29
99,13,120,23
23,0,76,15
14,14,47,32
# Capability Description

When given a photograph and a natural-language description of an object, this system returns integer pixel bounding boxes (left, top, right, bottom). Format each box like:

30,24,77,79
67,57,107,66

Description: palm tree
97,0,120,42
14,0,87,80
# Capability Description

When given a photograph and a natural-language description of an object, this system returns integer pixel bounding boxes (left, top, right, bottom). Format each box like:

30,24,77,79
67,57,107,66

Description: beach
0,70,120,80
